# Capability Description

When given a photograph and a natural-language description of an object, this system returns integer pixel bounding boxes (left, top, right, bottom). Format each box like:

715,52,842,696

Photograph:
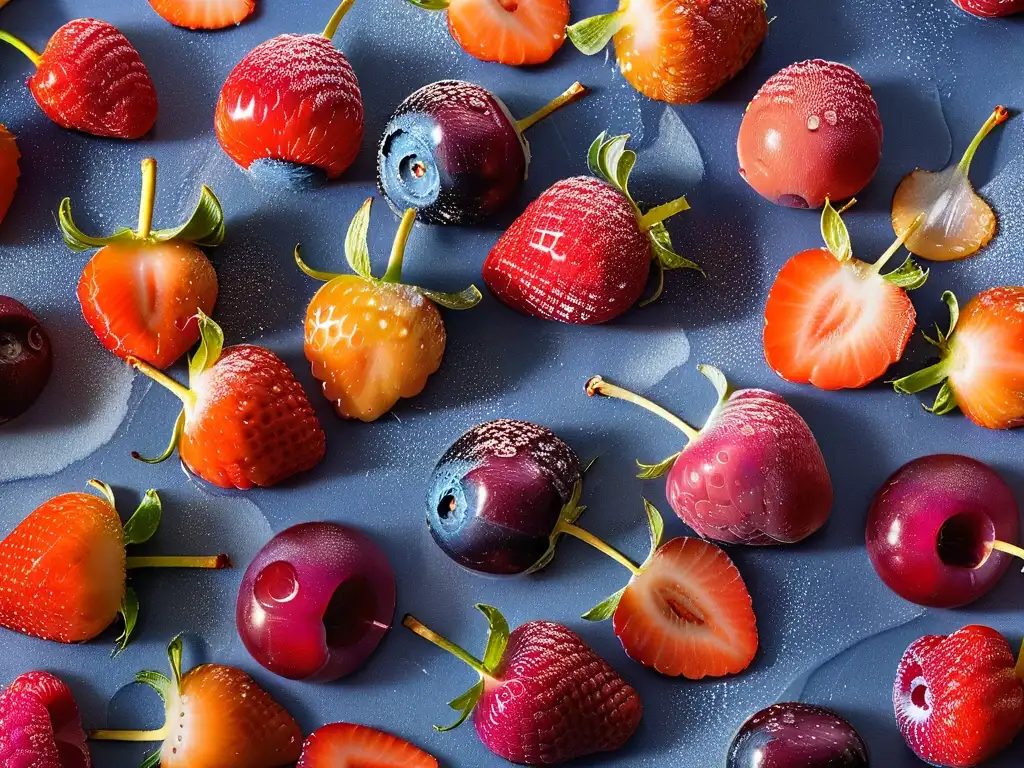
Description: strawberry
0,481,227,651
763,199,928,390
406,0,568,66
60,158,222,369
92,636,303,768
404,604,642,764
953,0,1024,15
298,723,438,768
894,625,1024,767
0,19,157,139
148,0,256,30
568,0,767,104
893,287,1024,430
483,132,698,325
0,671,90,768
0,123,19,226
297,199,480,421
215,0,363,188
130,312,326,488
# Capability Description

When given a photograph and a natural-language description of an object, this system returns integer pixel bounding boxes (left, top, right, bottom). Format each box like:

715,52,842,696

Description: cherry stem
89,727,168,742
957,106,1009,176
383,208,417,283
515,82,587,133
322,0,356,40
873,214,924,273
128,356,197,408
639,195,690,230
126,554,230,570
402,615,490,678
586,375,699,442
137,159,157,239
0,30,41,66
992,540,1024,571
557,521,641,576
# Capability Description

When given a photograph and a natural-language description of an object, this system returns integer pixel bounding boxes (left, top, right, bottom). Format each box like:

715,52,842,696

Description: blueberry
0,297,52,425
727,702,869,767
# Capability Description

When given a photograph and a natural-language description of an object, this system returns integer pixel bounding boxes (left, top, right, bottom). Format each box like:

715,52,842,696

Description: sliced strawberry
613,537,758,679
0,123,20,225
298,723,438,768
148,0,255,29
444,0,569,66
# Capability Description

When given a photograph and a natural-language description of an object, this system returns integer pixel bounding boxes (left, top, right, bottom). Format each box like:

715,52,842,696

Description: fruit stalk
126,554,230,569
89,726,168,742
402,615,490,677
514,82,587,133
586,375,699,441
322,0,357,40
958,106,1010,175
128,356,197,407
136,158,157,239
382,208,417,283
0,30,41,66
991,539,1024,569
639,197,691,230
556,521,641,575
872,214,923,273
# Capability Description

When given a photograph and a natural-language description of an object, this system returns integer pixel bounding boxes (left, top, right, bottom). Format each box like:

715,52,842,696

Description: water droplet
807,114,820,131
824,110,838,126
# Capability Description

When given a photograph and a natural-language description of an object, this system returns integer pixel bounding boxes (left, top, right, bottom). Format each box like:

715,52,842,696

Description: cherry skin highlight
0,297,52,425
727,702,869,767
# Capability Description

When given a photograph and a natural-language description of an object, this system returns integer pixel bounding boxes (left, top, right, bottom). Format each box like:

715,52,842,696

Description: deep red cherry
728,702,869,767
0,297,52,424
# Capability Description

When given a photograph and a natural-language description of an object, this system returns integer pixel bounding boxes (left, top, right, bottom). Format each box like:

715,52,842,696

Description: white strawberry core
899,675,932,725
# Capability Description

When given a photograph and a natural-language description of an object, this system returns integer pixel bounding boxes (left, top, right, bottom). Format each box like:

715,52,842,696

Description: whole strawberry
297,198,480,421
0,671,90,768
483,132,698,325
954,0,1024,15
215,0,363,187
0,123,19,225
130,312,326,488
567,0,767,104
404,604,642,764
894,625,1024,767
60,158,223,369
0,19,157,139
92,636,303,768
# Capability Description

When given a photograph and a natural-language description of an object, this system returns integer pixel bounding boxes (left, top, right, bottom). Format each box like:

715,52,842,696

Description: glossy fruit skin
738,60,883,208
427,419,581,575
377,81,527,225
77,241,218,369
446,0,569,66
727,702,869,768
953,0,1024,15
894,625,1024,767
237,522,396,682
475,620,642,764
148,0,256,29
215,34,363,185
298,722,438,768
666,389,833,545
866,454,1019,608
0,671,91,768
0,123,19,224
30,19,157,139
0,297,53,425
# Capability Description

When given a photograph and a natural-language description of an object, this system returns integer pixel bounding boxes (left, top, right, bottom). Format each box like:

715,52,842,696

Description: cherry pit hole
936,511,995,569
324,576,379,647
438,493,457,521
911,682,929,710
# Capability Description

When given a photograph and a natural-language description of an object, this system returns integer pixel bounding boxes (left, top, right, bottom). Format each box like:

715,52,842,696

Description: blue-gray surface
1,0,1022,765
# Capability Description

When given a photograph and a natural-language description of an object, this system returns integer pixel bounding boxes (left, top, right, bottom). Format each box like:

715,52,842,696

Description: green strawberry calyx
891,291,961,416
295,197,482,310
566,11,628,56
59,158,224,252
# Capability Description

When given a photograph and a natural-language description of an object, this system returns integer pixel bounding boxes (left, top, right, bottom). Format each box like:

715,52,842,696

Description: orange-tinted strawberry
0,481,227,652
61,158,222,369
130,313,326,488
298,723,439,768
92,636,303,768
894,287,1024,430
568,0,767,104
0,123,19,226
148,0,256,29
297,198,480,421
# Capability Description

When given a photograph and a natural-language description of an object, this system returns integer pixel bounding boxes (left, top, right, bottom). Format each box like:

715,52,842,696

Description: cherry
0,297,52,425
727,702,868,767
866,454,1022,608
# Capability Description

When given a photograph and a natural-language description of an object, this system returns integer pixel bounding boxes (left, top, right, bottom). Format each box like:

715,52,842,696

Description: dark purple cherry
727,702,869,767
377,80,585,225
0,297,52,425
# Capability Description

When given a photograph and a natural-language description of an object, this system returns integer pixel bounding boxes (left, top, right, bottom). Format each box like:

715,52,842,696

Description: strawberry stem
515,82,587,133
0,30,41,66
557,521,641,575
294,244,343,282
586,375,699,442
89,727,168,742
136,159,157,239
128,357,197,408
957,106,1010,176
873,213,924,273
126,554,231,570
383,208,417,283
403,615,490,677
639,196,691,231
322,0,356,40
892,360,949,395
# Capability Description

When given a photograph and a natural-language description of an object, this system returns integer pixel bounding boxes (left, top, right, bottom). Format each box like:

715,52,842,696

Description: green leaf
344,198,374,280
820,198,852,261
151,185,225,247
436,679,483,732
638,261,666,309
698,364,732,403
925,380,959,416
940,290,960,340
636,452,680,480
648,221,703,274
642,498,665,564
566,10,627,55
582,586,626,621
476,604,510,674
406,0,449,8
113,587,140,656
167,635,184,689
418,285,483,310
58,198,136,252
586,132,607,177
123,490,162,545
892,360,949,395
134,670,172,702
882,255,929,290
526,479,585,574
139,750,161,768
134,409,184,465
188,311,224,385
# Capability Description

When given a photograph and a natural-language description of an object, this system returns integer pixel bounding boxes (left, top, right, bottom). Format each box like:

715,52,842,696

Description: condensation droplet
807,114,820,131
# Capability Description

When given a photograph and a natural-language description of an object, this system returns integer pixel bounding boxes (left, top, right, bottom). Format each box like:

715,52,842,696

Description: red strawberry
0,123,19,225
894,287,1024,430
0,671,90,768
148,0,256,29
568,0,767,104
953,0,1024,15
407,0,568,66
298,723,438,768
130,312,326,489
0,481,227,651
763,199,928,389
483,132,698,325
92,636,303,768
404,604,642,764
61,158,222,369
894,625,1024,767
215,0,363,187
0,19,157,139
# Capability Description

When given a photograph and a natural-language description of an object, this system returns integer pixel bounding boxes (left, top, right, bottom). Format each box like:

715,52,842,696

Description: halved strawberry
763,200,927,390
298,723,438,768
148,0,256,29
0,123,20,226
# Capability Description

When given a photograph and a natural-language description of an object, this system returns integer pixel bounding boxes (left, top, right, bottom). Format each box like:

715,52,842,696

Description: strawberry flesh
298,722,438,767
148,0,256,29
0,672,90,768
447,0,569,66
